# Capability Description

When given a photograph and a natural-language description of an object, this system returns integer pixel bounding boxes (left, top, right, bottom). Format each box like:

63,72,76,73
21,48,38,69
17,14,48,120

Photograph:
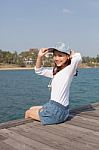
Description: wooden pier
0,102,99,150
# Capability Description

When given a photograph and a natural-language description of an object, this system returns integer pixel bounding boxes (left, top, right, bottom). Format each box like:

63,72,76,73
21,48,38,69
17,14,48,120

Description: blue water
0,68,99,123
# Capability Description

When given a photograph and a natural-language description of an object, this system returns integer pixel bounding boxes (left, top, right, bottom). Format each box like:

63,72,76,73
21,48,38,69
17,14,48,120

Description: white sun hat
48,42,70,55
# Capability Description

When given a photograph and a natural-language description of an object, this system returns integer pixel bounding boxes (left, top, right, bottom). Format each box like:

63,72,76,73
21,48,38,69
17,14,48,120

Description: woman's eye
58,54,62,57
54,54,62,57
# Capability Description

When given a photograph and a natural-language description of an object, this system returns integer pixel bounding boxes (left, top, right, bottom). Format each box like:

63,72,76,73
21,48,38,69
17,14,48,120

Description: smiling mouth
55,61,62,66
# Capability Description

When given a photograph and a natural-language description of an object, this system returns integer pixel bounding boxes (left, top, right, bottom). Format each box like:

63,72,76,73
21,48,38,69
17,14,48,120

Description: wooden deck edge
0,102,99,129
0,118,33,129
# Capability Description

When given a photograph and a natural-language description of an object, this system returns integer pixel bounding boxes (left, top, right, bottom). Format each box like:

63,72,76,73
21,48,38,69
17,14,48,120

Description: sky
0,0,99,57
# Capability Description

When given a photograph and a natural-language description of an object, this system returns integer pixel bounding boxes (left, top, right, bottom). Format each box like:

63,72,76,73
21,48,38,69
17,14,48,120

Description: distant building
24,58,33,65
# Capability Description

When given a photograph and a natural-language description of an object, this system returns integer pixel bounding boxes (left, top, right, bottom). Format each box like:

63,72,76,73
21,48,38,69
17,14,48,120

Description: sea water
0,68,99,123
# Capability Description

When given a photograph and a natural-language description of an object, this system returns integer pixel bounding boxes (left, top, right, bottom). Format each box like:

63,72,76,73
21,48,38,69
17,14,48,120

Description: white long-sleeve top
35,53,82,107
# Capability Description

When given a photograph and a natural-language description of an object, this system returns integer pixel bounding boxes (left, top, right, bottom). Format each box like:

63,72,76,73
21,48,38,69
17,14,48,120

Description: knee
25,110,30,119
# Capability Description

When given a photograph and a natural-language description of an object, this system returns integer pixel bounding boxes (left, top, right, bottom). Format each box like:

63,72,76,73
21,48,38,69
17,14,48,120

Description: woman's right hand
38,48,49,57
36,48,48,68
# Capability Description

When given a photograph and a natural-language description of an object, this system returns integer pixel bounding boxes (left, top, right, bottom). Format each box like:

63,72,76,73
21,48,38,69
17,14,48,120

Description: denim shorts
39,100,69,125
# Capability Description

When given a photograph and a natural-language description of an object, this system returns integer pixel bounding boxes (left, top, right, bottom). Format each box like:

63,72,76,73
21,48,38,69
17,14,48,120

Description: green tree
96,55,99,63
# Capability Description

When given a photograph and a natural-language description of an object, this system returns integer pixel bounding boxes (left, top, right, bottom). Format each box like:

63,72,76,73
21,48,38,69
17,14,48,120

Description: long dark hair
53,57,71,75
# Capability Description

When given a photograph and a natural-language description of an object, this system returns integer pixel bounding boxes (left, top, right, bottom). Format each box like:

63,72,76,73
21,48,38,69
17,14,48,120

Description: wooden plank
0,102,99,150
0,141,17,150
70,103,95,114
29,121,99,145
60,123,99,136
70,102,99,116
0,118,33,130
9,122,99,150
68,115,99,128
76,113,99,121
72,115,99,124
66,115,99,131
28,121,99,145
0,129,58,150
79,110,99,117
9,125,80,150
70,103,99,121
4,138,35,150
0,134,7,141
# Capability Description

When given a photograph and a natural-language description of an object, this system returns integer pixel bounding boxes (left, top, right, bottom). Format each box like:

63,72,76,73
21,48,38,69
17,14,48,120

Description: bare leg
25,106,42,121
29,106,42,110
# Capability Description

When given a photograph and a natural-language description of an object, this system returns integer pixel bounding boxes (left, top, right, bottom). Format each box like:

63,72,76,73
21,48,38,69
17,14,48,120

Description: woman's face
53,50,70,67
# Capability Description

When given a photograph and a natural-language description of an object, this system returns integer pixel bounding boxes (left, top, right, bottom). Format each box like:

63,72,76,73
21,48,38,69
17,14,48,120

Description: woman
25,42,82,125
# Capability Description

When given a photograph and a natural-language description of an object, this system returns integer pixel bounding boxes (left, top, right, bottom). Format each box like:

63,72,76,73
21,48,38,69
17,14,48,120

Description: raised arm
35,48,53,78
36,48,48,69
70,50,82,65
68,50,82,76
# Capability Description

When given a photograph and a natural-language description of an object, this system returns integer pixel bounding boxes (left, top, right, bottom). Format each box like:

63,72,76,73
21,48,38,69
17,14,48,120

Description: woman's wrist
37,54,43,59
36,56,42,68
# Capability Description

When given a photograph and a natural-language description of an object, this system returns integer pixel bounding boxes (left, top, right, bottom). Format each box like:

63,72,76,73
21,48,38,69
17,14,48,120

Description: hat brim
48,48,70,55
48,48,56,53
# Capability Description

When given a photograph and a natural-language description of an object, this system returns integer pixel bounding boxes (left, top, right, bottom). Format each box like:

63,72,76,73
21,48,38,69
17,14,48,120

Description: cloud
62,8,72,15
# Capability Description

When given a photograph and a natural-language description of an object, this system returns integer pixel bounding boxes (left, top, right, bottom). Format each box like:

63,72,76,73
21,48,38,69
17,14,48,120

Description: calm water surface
0,68,99,123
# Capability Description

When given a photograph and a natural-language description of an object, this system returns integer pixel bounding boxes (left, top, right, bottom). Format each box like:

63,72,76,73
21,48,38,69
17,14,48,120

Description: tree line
0,49,99,67
0,49,38,67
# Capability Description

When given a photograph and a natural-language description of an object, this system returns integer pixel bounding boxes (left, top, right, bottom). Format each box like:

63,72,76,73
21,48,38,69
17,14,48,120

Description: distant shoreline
0,64,34,71
0,67,99,71
0,67,33,71
0,64,99,71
